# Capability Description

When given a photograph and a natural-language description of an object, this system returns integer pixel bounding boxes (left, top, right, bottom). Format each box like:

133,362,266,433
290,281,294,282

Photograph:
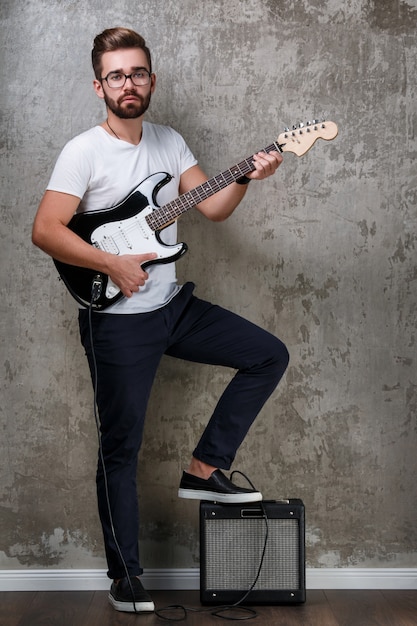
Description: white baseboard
306,568,417,590
0,568,416,591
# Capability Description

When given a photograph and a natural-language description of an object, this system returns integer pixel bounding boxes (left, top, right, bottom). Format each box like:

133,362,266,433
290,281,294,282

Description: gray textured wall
1,0,416,573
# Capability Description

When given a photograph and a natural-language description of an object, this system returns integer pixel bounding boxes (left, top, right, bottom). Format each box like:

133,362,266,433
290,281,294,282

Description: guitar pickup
92,236,119,255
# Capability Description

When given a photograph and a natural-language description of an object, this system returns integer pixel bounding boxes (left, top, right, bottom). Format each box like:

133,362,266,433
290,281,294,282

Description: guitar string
96,141,283,248
145,141,282,229
102,155,257,246
145,165,249,230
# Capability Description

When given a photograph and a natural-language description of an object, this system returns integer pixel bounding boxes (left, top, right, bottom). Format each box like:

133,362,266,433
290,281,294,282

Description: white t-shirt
47,122,198,313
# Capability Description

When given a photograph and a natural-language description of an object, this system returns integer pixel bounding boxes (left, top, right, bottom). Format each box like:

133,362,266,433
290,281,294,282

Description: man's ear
93,79,105,100
150,73,156,94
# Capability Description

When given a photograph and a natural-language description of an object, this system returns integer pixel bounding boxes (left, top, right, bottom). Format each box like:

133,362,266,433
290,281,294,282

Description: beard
104,89,152,119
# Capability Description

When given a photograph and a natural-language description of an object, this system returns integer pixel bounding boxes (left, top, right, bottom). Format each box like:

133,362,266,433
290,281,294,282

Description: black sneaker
108,576,155,613
178,469,262,503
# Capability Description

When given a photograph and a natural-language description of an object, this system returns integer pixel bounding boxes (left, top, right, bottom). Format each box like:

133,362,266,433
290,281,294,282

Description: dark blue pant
79,283,289,579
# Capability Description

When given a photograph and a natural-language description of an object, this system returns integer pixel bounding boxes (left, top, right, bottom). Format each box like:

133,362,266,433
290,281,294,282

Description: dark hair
91,27,152,79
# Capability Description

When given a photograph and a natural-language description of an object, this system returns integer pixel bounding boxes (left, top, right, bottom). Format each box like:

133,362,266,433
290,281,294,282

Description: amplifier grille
203,517,300,590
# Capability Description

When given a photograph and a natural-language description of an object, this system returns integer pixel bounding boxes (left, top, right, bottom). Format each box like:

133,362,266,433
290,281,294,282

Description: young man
32,27,289,613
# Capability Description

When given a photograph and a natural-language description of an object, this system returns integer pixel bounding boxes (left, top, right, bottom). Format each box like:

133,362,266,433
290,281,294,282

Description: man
32,27,289,613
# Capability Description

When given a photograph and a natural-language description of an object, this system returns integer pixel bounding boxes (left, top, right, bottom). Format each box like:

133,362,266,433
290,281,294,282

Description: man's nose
123,75,136,88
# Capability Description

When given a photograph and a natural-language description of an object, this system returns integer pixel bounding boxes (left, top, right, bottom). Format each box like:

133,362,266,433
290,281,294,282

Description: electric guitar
53,120,338,310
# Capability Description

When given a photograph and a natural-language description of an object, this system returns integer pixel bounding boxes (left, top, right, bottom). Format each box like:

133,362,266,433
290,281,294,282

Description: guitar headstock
278,120,338,156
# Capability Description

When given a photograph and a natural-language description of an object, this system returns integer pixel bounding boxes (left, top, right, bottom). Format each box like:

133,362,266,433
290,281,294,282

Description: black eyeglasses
100,69,152,89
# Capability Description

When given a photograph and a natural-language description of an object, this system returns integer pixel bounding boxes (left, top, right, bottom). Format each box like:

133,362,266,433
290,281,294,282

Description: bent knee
271,337,290,375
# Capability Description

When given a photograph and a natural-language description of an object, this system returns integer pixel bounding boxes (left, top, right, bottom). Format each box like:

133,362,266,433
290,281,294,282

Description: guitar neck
146,141,282,231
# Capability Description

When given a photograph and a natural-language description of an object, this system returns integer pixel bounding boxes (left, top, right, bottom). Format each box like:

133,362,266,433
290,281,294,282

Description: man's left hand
248,151,283,180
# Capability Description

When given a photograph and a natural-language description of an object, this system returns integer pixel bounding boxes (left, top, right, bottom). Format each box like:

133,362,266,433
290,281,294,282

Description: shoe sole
108,594,155,613
178,488,262,503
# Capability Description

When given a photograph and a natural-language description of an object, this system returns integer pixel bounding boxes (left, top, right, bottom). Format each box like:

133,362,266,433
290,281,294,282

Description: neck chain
106,119,120,140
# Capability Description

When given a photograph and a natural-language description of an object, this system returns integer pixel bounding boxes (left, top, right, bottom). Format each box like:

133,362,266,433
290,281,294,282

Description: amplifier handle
240,500,291,518
240,508,264,518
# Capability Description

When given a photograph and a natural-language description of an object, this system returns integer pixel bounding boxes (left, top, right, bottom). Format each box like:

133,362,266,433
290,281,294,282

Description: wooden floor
1,589,417,625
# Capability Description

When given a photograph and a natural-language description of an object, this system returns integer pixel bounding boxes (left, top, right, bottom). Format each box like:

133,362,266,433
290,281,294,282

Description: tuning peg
298,122,304,128
284,127,290,132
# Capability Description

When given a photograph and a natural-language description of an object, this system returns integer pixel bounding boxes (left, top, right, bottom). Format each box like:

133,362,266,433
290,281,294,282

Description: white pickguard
91,176,183,300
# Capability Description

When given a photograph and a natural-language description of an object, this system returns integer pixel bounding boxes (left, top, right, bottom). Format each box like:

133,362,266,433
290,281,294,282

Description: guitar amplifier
200,499,305,605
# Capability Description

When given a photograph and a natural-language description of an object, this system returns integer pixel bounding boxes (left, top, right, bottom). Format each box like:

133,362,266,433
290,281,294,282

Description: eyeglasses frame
100,68,152,89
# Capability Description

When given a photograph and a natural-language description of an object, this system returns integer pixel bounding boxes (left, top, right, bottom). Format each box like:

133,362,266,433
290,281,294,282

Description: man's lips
120,94,140,103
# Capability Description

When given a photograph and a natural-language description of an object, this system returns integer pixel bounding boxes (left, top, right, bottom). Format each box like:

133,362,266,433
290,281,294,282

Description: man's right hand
33,190,158,298
107,252,158,298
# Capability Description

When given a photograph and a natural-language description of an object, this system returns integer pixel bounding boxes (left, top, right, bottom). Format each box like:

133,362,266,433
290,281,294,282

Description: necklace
106,119,120,140
105,119,143,145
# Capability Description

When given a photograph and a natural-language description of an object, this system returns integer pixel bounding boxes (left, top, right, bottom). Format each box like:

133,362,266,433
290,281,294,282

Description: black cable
88,279,140,614
155,471,269,622
89,279,268,619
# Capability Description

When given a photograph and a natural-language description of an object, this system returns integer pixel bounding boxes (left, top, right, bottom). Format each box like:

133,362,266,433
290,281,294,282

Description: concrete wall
1,0,416,573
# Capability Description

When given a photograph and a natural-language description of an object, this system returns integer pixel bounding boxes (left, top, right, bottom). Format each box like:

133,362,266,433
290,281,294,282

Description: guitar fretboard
145,142,282,231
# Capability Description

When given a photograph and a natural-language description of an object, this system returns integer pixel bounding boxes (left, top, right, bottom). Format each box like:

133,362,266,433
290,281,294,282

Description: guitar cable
154,477,269,622
88,277,141,615
88,278,269,620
